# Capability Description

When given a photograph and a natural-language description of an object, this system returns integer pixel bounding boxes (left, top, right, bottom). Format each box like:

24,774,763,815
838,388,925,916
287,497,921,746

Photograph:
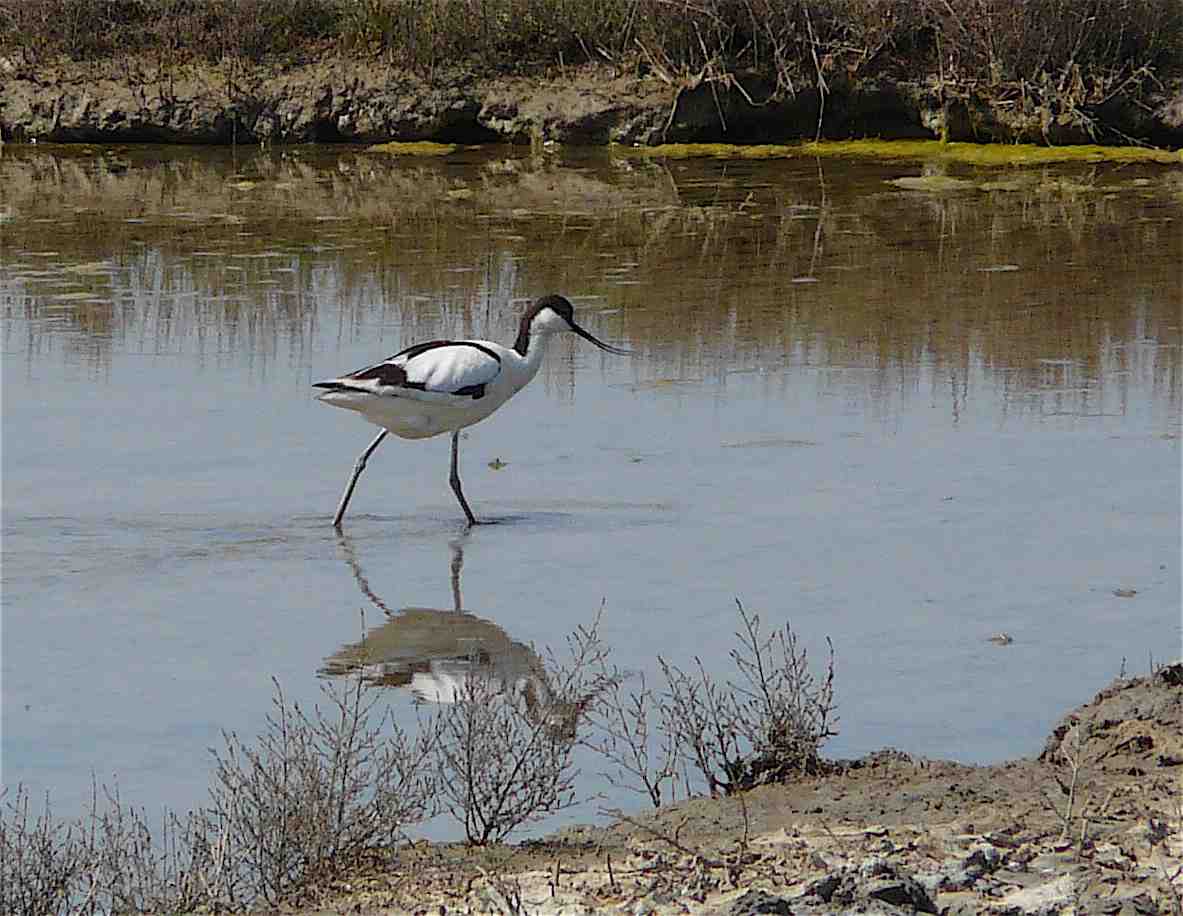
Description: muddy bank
2,56,1182,148
296,664,1183,914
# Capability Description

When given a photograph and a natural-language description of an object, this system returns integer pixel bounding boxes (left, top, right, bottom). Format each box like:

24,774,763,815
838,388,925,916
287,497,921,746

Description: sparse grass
1040,714,1102,853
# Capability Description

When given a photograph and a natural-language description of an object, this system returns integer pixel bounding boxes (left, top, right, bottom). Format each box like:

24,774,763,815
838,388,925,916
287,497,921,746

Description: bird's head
523,294,631,354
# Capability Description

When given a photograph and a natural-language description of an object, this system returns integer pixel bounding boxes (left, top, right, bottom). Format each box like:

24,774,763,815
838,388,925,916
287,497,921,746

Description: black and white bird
314,294,630,527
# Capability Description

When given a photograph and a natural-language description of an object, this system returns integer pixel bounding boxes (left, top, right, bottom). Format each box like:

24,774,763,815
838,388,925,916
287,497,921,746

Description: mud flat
273,663,1183,915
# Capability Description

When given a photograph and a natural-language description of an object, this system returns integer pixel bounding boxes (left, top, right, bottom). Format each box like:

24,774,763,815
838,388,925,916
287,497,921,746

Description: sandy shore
276,664,1183,915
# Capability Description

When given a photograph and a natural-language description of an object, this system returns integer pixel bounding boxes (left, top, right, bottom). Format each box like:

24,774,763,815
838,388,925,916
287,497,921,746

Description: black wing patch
348,362,426,390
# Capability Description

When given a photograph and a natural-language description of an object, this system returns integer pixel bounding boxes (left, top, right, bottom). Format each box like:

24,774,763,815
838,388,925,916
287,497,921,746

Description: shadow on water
320,512,555,531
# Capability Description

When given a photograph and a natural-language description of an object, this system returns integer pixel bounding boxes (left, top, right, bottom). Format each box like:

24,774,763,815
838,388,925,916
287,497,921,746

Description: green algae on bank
613,139,1183,166
367,141,460,156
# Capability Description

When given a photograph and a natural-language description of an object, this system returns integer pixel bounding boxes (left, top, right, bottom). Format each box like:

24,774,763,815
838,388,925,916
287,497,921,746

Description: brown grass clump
2,0,1178,144
2,0,1179,100
0,0,340,64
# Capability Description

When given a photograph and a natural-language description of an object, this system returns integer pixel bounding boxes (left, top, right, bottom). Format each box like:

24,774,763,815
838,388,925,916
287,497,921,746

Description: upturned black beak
570,321,632,355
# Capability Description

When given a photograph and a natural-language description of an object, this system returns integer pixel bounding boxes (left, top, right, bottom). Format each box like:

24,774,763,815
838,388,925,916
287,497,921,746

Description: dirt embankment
2,56,1182,148
293,664,1183,915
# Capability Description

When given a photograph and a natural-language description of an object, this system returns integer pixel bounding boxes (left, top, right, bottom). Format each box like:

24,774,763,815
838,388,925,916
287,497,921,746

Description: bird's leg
449,429,478,527
333,430,388,528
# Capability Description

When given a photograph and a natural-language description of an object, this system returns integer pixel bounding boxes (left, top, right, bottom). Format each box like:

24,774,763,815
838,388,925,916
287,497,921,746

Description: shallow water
2,144,1180,831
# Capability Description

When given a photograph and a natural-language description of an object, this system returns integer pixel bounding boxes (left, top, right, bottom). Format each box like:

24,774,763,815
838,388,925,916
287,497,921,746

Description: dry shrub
337,0,636,73
80,784,235,913
0,782,225,915
0,0,341,64
925,0,1183,86
0,677,438,912
1,0,1179,127
586,600,837,805
206,677,439,903
431,614,618,844
910,0,1183,140
625,0,922,95
658,600,837,797
586,669,681,809
1,604,834,910
0,786,86,916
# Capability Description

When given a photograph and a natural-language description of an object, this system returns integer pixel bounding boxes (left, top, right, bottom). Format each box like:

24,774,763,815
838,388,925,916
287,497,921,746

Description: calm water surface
2,144,1180,829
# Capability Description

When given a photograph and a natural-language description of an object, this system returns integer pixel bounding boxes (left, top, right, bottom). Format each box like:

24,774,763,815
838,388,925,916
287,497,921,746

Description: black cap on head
532,294,574,324
514,293,631,356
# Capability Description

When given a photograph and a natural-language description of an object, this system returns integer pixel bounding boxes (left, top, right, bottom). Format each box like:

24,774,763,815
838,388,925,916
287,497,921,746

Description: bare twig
601,808,724,869
656,601,837,797
433,611,619,844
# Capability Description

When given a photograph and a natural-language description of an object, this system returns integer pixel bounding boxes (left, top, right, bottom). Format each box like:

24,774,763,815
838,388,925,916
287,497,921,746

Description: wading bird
314,294,630,528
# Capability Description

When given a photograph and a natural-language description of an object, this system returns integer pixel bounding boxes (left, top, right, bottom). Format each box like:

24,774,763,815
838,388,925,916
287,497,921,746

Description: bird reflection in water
321,536,582,735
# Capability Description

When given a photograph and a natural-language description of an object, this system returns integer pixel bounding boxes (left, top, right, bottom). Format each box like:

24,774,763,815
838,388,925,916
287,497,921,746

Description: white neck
511,328,553,389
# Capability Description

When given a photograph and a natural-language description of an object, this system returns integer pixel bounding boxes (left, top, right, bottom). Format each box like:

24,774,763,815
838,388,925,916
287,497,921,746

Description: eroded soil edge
3,57,1183,148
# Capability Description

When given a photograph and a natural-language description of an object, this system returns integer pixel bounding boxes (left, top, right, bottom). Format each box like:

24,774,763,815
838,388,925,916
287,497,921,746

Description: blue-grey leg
333,430,388,528
449,429,478,527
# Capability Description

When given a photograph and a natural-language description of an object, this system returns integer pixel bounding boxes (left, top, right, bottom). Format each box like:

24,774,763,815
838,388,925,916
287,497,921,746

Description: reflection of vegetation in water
2,145,1178,418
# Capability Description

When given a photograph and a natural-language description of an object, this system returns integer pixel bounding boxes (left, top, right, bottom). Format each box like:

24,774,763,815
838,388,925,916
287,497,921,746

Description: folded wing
315,341,502,402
